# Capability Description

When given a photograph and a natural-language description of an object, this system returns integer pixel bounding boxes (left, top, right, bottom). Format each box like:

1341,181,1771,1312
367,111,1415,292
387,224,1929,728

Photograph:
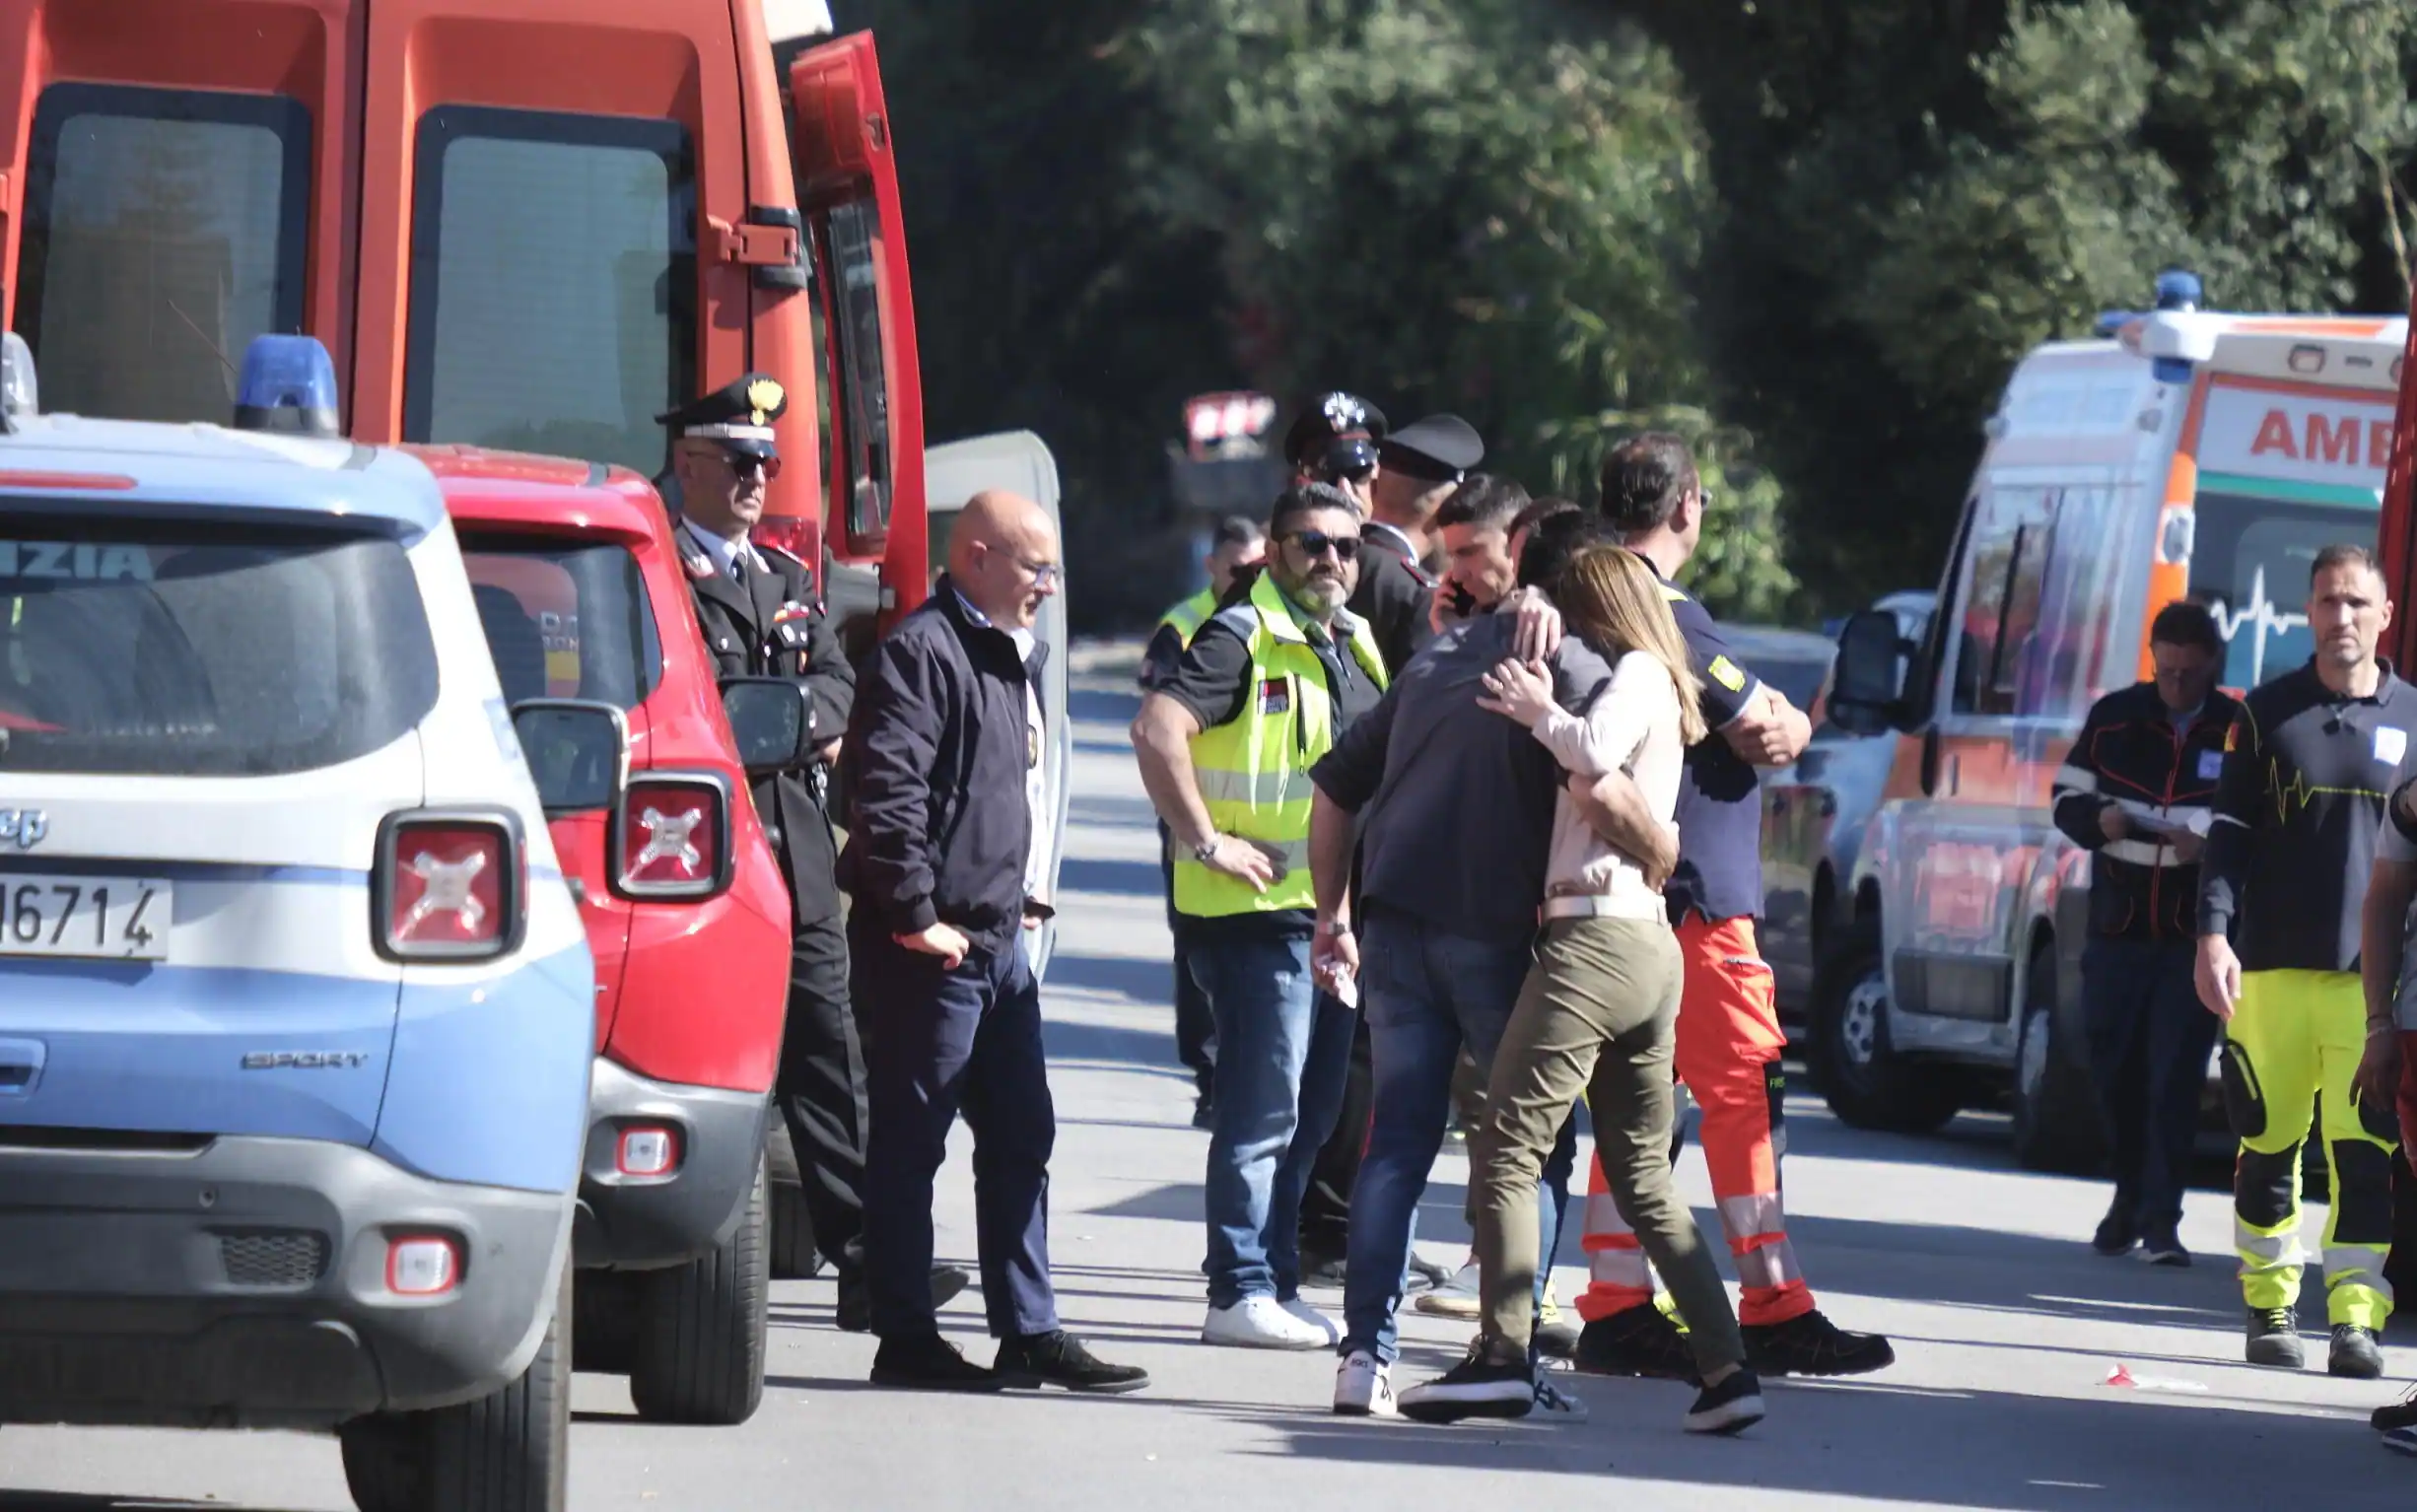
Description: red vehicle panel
420,444,789,1097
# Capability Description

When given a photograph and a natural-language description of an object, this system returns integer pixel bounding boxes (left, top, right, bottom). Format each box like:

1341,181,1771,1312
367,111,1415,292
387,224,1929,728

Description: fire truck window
819,201,892,541
1953,486,2056,718
405,107,696,481
15,85,309,425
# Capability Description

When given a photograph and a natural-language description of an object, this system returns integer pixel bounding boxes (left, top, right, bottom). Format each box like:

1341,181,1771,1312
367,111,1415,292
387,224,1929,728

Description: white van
1817,272,2406,1171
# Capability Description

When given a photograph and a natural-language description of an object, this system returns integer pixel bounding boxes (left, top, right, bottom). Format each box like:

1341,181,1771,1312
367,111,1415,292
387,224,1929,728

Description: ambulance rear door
0,0,358,426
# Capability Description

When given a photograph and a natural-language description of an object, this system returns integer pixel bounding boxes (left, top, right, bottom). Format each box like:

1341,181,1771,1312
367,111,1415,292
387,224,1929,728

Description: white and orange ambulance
1817,272,2405,1172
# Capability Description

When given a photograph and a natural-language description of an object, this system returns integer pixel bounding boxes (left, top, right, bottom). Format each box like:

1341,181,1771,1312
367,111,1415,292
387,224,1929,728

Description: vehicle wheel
341,1257,572,1512
1805,918,1961,1134
2009,941,2106,1175
764,1109,822,1280
628,1152,770,1426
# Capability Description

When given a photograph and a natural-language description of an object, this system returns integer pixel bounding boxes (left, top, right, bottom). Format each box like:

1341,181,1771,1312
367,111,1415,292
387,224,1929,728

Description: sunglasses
1286,529,1361,562
686,445,783,482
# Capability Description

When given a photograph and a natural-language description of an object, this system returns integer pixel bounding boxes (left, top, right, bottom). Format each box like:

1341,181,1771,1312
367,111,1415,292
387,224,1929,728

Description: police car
0,335,592,1512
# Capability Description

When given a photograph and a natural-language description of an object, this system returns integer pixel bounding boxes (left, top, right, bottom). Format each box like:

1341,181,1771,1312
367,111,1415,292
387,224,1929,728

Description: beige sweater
1529,650,1684,921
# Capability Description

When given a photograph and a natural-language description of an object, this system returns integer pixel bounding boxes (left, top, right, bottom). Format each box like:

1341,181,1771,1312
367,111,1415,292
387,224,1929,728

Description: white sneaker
1280,1296,1343,1346
1334,1349,1398,1417
1204,1294,1330,1350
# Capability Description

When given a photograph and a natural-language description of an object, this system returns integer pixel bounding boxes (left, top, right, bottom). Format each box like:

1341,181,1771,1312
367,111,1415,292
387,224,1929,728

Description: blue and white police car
0,336,594,1512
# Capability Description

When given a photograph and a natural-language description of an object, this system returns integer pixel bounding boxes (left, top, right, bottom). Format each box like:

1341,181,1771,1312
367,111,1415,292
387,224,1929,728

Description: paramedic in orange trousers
1569,434,1896,1379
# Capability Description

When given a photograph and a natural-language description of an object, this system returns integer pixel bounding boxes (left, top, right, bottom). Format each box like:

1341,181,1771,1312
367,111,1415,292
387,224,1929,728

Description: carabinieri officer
657,372,969,1330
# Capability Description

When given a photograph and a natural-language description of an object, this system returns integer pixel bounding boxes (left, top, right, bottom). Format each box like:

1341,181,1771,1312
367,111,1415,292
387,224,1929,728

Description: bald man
841,494,1148,1395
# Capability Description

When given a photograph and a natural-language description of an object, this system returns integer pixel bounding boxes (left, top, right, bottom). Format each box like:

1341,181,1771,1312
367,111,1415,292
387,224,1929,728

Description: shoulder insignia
1708,654,1748,693
680,542,717,583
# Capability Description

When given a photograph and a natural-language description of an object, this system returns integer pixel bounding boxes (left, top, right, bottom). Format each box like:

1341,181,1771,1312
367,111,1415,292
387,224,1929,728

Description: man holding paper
2197,545,2416,1380
2052,601,2236,1268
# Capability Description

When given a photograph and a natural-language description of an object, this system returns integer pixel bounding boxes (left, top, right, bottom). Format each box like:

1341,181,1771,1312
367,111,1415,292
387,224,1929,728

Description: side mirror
1827,609,1911,737
721,677,817,776
512,699,628,812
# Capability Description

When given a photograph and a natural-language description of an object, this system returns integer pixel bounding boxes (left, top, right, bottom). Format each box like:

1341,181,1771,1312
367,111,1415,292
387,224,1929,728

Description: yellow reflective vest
1158,586,1219,647
1174,572,1388,919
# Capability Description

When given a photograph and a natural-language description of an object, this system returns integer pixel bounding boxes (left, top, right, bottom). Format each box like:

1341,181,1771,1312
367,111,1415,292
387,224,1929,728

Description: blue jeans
1194,928,1357,1308
1343,906,1536,1363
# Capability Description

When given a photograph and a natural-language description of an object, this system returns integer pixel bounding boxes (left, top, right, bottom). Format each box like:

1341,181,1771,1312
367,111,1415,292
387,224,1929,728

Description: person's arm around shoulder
2357,776,2417,1109
2051,690,2125,851
2195,701,2261,1020
847,621,967,966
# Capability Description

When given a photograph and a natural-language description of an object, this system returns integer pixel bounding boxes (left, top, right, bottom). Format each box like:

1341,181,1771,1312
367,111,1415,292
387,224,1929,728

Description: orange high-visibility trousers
1576,914,1812,1328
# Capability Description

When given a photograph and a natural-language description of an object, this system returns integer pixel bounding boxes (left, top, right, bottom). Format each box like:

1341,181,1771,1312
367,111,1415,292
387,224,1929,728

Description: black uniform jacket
2050,680,2239,940
686,536,856,928
1347,523,1436,677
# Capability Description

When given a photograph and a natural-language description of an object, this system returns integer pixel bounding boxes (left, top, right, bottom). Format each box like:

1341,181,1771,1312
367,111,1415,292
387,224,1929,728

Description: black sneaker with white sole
2137,1229,2191,1267
1398,1348,1538,1424
1685,1369,1765,1435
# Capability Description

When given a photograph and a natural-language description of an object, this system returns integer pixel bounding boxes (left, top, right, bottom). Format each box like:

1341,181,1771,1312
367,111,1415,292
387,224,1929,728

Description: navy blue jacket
838,577,1043,949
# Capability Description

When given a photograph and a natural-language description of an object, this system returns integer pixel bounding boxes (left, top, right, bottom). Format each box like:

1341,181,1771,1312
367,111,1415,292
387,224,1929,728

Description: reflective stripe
2053,764,2098,795
1717,1194,1785,1243
1733,1239,1802,1290
1584,1192,1634,1238
2212,813,2250,831
2103,838,2174,866
1195,768,1318,806
2114,795,2208,819
2235,1226,2300,1266
2323,1246,2388,1291
1588,1248,1651,1288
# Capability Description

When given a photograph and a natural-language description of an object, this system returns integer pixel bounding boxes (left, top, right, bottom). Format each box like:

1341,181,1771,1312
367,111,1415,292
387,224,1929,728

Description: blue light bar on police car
234,334,341,438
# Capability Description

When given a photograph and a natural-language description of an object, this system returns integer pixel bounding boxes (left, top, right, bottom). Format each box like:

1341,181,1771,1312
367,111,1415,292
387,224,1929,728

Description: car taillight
374,810,526,962
613,775,733,900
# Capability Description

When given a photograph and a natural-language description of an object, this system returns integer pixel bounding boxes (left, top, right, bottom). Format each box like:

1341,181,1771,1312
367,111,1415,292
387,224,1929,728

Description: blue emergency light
233,334,341,438
2153,268,2202,311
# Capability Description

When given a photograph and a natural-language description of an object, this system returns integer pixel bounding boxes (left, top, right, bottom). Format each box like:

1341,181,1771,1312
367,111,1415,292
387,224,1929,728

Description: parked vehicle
433,445,803,1426
0,335,592,1512
1822,272,2404,1172
1759,592,1935,1028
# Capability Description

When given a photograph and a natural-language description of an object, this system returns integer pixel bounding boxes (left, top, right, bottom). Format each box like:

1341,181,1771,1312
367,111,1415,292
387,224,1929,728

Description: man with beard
1132,483,1387,1350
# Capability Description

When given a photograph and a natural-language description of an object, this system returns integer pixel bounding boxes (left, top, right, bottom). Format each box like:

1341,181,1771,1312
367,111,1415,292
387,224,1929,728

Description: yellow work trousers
2223,970,2398,1331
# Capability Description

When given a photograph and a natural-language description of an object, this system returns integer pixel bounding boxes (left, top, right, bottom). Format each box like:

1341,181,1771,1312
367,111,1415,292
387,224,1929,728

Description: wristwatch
1192,835,1221,863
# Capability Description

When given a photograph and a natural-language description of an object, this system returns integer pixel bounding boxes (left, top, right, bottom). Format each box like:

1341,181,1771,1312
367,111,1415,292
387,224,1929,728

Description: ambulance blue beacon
0,335,593,1512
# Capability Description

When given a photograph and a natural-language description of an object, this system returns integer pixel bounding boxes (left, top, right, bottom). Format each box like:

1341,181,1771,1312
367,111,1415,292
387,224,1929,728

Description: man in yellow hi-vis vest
1141,516,1268,1129
1132,483,1387,1351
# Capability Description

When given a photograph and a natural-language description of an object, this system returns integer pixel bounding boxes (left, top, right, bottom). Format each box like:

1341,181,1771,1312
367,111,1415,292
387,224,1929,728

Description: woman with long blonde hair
1395,543,1763,1435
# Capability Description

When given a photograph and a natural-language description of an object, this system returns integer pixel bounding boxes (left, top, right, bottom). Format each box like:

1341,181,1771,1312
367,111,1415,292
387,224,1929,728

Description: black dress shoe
994,1331,1151,1394
870,1333,1005,1392
838,1265,975,1333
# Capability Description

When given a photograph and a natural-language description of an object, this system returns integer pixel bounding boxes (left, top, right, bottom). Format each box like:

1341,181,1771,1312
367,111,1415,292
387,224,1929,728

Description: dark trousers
1300,1016,1372,1261
778,908,868,1276
2082,935,2218,1235
1158,824,1216,1097
856,918,1059,1340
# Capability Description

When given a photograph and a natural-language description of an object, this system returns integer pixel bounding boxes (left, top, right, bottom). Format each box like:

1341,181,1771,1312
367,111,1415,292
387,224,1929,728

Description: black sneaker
2137,1230,2191,1268
2092,1204,2138,1258
839,1264,973,1333
1407,1254,1455,1292
1743,1311,1895,1378
1192,1094,1215,1131
1573,1302,1698,1382
994,1331,1151,1395
870,1333,1005,1392
1684,1368,1766,1435
2244,1307,2304,1369
2330,1324,2385,1381
2372,1384,2417,1433
1398,1345,1538,1424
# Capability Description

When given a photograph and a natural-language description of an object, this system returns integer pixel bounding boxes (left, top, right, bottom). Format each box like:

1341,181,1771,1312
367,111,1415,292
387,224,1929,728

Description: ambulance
1818,272,2405,1172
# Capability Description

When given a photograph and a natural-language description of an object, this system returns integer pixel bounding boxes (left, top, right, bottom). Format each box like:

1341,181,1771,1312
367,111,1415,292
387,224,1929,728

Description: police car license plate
0,875,171,961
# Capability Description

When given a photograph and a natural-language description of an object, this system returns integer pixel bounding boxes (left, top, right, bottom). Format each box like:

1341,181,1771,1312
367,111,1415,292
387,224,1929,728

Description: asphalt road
3,671,2411,1510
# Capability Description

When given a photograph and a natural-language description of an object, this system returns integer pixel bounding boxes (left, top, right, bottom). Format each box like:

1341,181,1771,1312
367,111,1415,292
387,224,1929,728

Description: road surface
1,667,2408,1510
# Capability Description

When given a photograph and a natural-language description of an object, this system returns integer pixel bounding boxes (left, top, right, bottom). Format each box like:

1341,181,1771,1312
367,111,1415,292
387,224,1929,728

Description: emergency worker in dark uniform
658,373,968,1330
2199,543,2412,1378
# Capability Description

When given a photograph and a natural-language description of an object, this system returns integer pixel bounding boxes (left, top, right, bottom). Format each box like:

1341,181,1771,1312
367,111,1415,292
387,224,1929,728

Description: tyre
2009,941,2106,1175
341,1257,572,1512
628,1152,770,1426
764,1108,822,1280
1805,918,1961,1134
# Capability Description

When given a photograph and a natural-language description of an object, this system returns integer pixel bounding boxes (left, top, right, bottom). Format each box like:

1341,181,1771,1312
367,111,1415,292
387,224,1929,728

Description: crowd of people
1132,398,1897,1431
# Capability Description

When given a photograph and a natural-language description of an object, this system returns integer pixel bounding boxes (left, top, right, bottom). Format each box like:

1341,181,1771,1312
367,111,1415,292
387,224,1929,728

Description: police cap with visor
1284,391,1388,482
657,373,790,467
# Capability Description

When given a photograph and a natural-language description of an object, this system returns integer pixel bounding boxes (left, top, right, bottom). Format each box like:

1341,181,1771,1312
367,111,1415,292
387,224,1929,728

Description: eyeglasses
1286,530,1361,562
1021,559,1064,590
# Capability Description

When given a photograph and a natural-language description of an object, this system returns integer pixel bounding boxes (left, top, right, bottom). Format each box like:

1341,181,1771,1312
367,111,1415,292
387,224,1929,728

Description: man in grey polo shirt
1304,514,1676,1418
